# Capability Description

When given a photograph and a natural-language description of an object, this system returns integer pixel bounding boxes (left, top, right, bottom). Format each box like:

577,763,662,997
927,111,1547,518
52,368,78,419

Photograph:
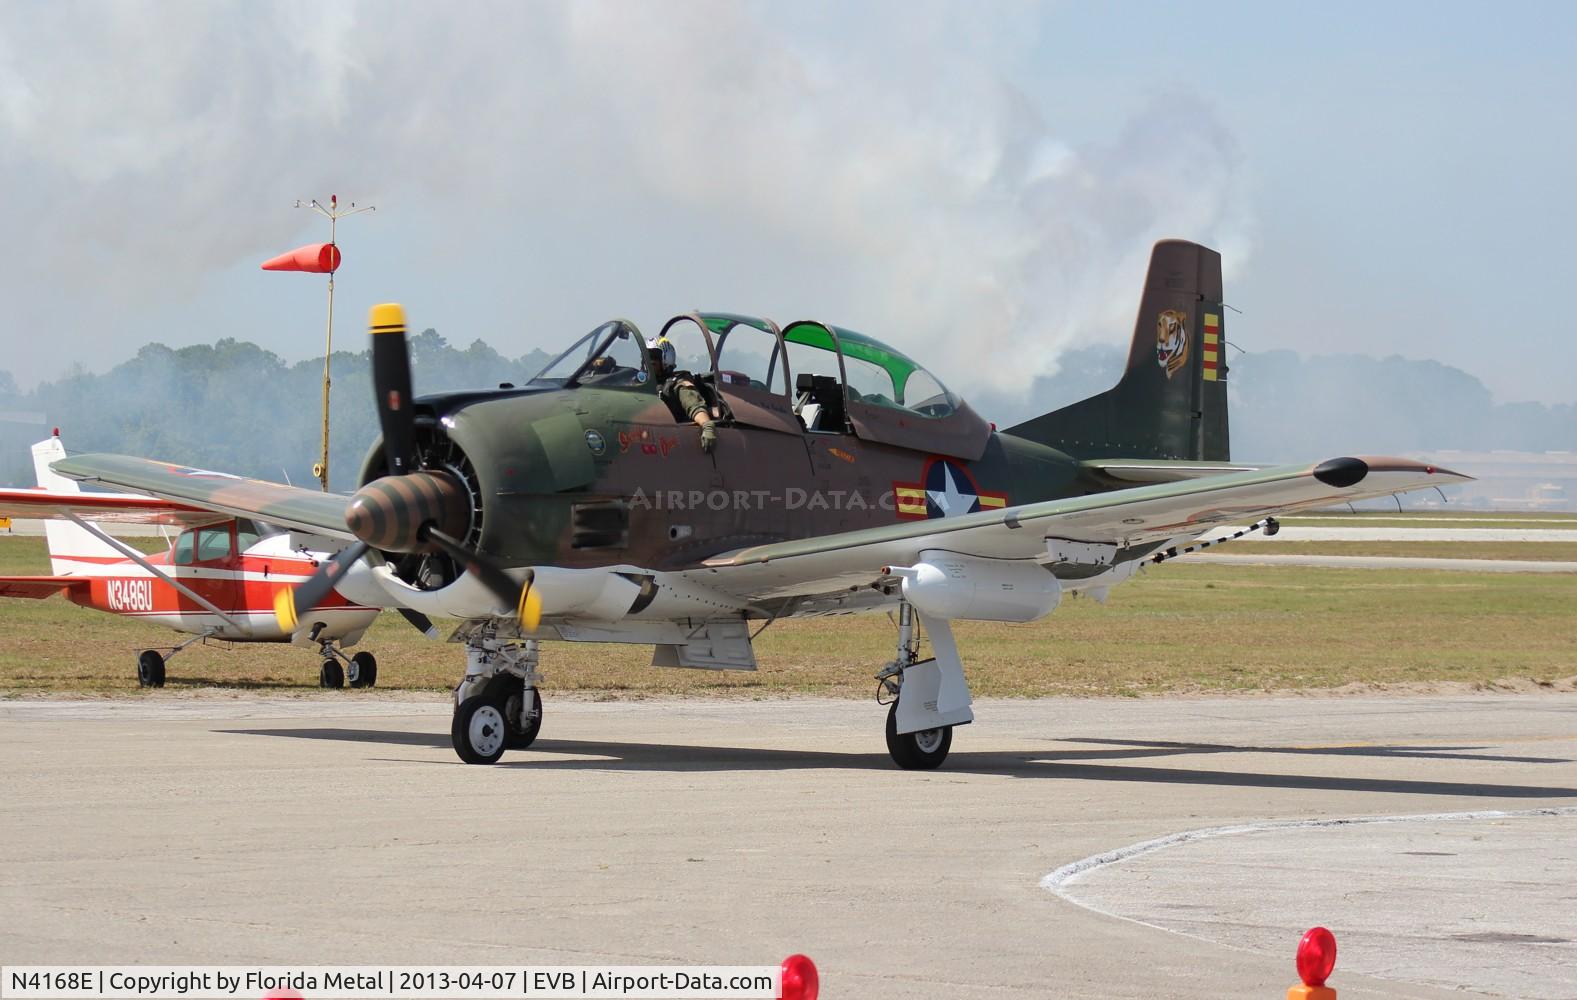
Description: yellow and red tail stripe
895,485,928,518
1202,312,1223,382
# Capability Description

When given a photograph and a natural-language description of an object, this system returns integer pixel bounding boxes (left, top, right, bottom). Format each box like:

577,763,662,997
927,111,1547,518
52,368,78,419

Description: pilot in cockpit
649,337,718,453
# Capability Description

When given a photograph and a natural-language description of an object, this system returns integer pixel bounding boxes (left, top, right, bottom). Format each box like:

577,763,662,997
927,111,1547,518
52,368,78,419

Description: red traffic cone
261,243,341,273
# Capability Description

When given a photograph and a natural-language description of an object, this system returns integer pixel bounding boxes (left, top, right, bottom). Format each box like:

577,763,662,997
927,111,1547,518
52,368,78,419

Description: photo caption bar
0,967,780,1000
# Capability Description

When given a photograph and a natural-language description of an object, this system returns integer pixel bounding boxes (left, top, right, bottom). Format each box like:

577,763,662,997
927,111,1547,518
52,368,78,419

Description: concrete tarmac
2,694,1576,999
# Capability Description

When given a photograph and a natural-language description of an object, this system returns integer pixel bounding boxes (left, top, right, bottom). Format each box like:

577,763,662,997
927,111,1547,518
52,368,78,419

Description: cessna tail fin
31,433,124,576
1005,239,1230,462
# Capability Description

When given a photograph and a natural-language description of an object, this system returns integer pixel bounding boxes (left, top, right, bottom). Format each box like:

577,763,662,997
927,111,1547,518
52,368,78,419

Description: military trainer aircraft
30,240,1468,767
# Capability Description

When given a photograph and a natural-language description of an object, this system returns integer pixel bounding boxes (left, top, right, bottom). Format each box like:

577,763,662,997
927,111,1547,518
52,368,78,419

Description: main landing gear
875,602,973,770
135,628,220,688
316,640,378,690
451,628,543,765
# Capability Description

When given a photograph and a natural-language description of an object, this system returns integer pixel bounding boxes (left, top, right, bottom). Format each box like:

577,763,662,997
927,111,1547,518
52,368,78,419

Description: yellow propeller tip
273,588,299,632
518,585,543,633
369,302,406,332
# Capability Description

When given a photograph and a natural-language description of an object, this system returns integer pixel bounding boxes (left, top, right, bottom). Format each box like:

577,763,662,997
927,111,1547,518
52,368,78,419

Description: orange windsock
261,243,341,273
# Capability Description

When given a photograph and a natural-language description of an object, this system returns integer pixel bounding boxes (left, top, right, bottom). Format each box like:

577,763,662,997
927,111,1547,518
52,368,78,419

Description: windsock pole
291,195,375,491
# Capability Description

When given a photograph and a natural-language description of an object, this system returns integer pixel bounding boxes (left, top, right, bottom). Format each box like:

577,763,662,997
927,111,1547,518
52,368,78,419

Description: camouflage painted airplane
31,240,1468,767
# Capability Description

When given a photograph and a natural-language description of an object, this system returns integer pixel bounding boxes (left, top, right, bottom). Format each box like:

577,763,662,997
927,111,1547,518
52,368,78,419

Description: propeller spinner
274,304,543,635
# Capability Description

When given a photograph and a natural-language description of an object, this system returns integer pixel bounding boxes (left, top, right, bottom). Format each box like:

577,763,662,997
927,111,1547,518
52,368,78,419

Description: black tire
319,659,344,690
884,702,952,770
502,685,543,750
451,693,509,765
348,651,377,689
137,650,166,689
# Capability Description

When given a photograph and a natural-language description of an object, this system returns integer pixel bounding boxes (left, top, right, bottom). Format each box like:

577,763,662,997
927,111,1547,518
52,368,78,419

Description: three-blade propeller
274,303,542,636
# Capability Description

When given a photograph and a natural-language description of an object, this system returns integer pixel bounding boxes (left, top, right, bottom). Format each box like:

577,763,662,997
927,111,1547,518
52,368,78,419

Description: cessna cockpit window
196,526,231,562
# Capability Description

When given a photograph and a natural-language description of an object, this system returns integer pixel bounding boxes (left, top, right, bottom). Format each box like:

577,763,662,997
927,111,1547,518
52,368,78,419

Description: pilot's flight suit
660,372,718,453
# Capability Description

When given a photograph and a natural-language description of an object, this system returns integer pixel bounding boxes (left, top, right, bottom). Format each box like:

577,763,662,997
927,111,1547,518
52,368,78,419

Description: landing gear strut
315,637,377,690
877,603,951,770
451,628,542,765
135,628,219,689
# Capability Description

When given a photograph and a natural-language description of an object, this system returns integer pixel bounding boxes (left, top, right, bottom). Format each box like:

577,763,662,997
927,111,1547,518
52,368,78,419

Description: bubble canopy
527,311,989,459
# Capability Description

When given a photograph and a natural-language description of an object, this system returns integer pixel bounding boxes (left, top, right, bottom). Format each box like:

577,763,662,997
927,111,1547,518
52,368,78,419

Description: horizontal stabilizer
0,576,91,600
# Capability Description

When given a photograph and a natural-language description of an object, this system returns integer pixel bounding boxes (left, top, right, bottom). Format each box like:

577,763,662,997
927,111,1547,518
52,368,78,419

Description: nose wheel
449,630,542,764
452,693,510,765
317,640,377,690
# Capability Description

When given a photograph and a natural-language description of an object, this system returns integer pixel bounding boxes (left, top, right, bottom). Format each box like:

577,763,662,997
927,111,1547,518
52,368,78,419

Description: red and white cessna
0,432,423,688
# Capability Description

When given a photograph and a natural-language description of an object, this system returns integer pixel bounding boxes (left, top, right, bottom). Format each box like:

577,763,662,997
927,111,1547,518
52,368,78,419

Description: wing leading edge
49,454,356,541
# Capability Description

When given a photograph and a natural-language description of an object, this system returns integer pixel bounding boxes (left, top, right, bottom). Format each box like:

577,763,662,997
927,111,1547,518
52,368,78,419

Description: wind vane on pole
261,194,375,491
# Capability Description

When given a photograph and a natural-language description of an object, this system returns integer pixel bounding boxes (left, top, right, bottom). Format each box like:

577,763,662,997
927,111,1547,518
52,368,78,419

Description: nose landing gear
451,627,542,765
316,640,378,690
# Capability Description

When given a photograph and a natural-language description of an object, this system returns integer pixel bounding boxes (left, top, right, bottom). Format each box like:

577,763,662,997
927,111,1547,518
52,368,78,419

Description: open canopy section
780,323,968,418
779,320,991,460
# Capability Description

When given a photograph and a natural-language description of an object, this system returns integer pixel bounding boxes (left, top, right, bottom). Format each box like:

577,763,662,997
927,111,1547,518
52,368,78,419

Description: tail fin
1006,239,1230,461
31,432,124,576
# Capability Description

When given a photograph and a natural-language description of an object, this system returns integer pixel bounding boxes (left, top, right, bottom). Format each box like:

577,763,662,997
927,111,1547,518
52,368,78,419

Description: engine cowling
883,551,1061,622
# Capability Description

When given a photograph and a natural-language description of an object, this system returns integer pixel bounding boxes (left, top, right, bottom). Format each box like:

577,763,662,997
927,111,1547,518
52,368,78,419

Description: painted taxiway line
1041,805,1577,896
1181,552,1577,572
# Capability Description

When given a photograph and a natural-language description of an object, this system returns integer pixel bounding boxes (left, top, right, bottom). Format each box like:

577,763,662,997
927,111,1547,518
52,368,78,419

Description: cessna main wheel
137,650,166,689
884,702,952,770
452,693,510,765
348,651,378,689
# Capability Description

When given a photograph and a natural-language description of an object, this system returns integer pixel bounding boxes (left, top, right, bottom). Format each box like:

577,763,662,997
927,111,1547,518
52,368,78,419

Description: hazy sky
1,1,1572,403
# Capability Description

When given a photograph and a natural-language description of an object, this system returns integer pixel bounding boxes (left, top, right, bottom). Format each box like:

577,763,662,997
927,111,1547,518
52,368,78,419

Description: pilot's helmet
647,336,677,374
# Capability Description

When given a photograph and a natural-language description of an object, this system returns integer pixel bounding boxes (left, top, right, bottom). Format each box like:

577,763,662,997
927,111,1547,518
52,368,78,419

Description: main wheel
502,685,543,750
884,702,952,770
452,693,510,765
319,659,344,690
348,651,378,689
137,650,166,689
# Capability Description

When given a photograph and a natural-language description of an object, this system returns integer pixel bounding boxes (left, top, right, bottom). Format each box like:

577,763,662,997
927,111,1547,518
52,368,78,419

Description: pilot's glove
700,420,718,453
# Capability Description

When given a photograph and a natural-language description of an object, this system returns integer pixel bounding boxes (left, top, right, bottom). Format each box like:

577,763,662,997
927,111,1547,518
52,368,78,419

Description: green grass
1,536,1574,697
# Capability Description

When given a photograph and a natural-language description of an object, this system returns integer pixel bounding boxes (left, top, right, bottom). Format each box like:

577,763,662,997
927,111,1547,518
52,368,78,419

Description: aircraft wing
698,456,1470,602
0,576,92,600
0,487,228,528
48,454,356,541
